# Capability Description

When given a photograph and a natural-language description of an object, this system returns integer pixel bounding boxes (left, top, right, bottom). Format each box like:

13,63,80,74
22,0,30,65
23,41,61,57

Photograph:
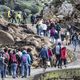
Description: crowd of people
0,9,80,80
8,10,30,24
36,18,80,51
0,48,33,80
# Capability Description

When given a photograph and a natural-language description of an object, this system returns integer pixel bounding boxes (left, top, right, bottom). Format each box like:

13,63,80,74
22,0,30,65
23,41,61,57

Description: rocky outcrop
0,18,8,25
0,19,52,54
58,1,74,17
0,30,14,45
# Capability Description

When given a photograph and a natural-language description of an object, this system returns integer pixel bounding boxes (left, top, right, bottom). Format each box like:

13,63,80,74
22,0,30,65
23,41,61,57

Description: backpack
4,53,10,63
11,54,17,63
50,29,55,36
23,12,27,19
55,45,61,55
22,55,27,63
73,36,77,40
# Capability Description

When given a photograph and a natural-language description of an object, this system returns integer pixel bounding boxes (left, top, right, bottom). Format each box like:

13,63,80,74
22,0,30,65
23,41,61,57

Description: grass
41,68,80,80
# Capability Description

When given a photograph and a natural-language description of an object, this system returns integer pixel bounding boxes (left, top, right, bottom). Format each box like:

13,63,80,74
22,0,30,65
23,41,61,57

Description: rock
0,30,14,45
7,23,18,28
58,1,74,17
43,5,56,19
0,24,8,31
41,37,52,47
75,4,80,10
0,18,8,25
19,24,35,34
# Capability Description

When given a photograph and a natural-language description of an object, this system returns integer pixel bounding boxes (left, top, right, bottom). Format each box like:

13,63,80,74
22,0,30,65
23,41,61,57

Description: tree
8,0,15,9
0,0,5,5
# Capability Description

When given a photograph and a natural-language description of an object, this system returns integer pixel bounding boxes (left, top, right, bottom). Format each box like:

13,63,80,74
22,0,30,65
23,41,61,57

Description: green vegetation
30,5,39,14
38,68,80,80
0,5,10,12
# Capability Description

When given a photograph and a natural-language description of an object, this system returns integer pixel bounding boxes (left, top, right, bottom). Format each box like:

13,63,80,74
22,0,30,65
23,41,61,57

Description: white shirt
41,23,47,30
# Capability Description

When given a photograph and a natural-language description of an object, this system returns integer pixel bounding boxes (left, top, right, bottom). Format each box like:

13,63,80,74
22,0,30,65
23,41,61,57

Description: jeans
27,65,31,76
21,63,27,77
21,63,31,77
38,28,43,36
43,30,47,36
72,40,77,51
61,59,67,66
4,64,7,77
11,63,17,78
56,54,61,67
0,67,4,79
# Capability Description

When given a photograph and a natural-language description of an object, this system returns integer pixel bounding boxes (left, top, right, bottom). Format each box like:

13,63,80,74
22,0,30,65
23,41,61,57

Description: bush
0,5,10,12
15,1,30,10
24,9,31,15
30,5,39,14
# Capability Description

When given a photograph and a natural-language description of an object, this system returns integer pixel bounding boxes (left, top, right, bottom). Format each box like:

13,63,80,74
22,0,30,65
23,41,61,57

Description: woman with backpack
3,48,10,78
10,50,18,78
21,50,31,78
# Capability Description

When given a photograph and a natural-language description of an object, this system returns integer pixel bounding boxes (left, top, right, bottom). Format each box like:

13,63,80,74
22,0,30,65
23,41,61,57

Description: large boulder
58,1,74,17
0,30,14,45
43,5,56,19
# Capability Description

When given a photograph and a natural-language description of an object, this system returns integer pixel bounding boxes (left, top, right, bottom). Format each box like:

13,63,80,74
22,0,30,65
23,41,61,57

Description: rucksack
55,45,61,55
22,56,27,63
4,53,10,64
11,54,17,63
23,12,27,18
50,29,55,36
73,36,77,40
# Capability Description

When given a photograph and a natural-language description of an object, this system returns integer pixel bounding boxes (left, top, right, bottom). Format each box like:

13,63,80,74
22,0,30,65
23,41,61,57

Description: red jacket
48,49,52,58
61,47,67,59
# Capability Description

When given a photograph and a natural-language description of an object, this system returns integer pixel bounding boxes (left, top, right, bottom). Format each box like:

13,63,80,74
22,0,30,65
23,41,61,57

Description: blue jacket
39,48,48,59
21,50,31,65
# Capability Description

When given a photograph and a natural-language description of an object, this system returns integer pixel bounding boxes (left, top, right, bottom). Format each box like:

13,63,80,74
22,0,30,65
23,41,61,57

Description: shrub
15,1,30,10
30,5,39,14
0,5,10,12
24,9,31,15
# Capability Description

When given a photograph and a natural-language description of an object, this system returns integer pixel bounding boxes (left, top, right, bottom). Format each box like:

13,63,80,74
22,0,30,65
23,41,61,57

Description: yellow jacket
8,11,11,18
16,13,22,19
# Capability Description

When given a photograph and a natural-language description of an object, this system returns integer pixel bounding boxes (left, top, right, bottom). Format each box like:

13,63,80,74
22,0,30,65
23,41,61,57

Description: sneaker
21,76,24,78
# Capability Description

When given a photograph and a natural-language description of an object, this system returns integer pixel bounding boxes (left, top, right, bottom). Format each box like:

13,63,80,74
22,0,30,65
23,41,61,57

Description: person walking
21,50,31,78
61,46,67,68
3,48,10,78
47,48,53,67
0,49,5,80
31,14,36,26
55,43,61,68
39,45,48,69
10,50,17,78
11,10,16,23
16,12,22,24
78,33,80,47
27,48,33,76
22,11,27,24
72,32,78,51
